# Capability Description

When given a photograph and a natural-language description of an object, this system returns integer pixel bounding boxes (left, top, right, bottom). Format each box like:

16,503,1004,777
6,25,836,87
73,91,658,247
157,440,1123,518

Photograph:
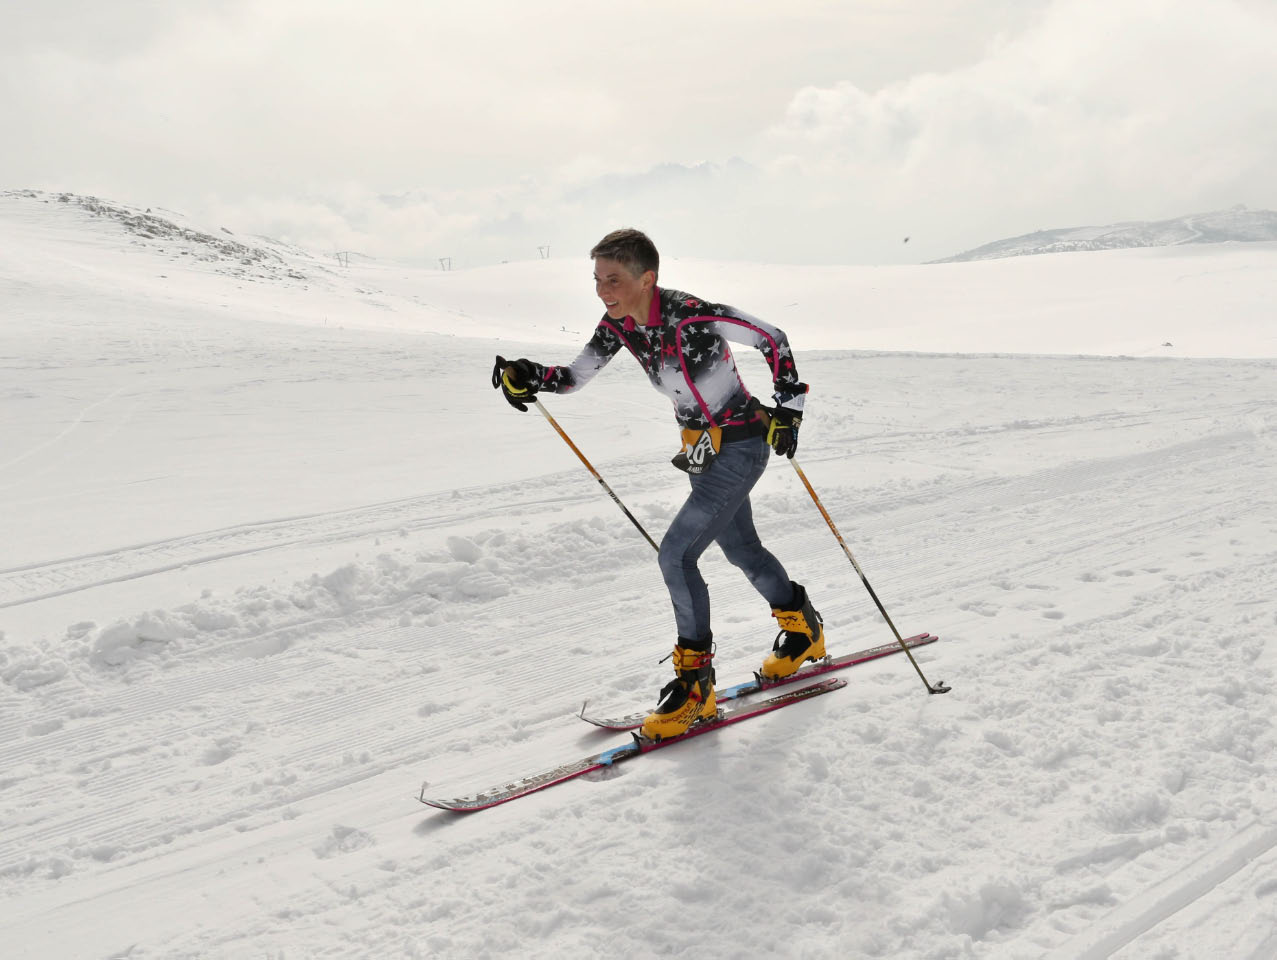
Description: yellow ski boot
640,641,716,741
761,583,826,679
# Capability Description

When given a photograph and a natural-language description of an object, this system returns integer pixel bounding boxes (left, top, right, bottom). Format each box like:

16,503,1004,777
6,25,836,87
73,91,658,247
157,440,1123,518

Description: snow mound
7,514,645,686
0,648,69,691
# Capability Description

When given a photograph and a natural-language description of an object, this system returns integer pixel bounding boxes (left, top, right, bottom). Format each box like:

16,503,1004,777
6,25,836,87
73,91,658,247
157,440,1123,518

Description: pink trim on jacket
675,315,719,427
715,315,784,380
601,319,642,363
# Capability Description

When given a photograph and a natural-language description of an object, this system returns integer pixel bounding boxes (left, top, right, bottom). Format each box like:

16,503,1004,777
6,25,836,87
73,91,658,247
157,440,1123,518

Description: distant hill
934,205,1277,263
1,188,317,282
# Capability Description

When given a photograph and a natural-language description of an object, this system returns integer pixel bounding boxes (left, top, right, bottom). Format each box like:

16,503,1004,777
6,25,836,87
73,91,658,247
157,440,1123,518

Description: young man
491,228,824,740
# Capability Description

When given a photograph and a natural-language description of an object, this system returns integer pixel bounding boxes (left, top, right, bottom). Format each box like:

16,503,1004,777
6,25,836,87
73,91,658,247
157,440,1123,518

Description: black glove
491,355,539,412
766,406,801,458
767,382,808,458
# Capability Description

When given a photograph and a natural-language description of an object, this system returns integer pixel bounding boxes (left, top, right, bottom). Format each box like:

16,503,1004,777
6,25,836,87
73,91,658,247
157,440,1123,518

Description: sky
4,0,1277,268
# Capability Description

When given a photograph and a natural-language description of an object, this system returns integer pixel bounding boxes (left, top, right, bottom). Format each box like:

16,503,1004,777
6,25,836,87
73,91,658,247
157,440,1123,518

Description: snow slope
1,191,1275,958
935,205,1277,263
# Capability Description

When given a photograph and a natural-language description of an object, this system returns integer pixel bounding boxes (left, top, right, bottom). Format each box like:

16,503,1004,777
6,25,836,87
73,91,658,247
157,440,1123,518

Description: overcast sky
5,0,1276,267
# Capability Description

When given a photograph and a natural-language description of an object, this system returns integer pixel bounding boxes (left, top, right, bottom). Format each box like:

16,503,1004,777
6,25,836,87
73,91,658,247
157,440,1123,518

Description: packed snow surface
1,191,1275,958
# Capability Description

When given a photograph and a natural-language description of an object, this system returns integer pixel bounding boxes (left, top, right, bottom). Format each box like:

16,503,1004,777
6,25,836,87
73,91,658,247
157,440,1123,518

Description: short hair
590,228,659,280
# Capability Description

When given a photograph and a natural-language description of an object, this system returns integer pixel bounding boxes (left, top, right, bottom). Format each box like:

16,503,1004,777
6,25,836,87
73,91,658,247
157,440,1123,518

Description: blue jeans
658,435,793,642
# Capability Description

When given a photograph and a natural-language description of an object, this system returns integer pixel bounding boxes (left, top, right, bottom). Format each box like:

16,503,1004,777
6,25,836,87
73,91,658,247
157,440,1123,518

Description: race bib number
671,427,723,474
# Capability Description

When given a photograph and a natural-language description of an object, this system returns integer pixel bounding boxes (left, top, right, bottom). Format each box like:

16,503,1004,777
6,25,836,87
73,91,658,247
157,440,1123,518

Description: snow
1,189,1276,958
935,206,1277,262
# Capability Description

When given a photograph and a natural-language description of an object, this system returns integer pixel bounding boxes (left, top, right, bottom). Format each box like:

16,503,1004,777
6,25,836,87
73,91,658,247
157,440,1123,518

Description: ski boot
640,639,716,741
760,582,826,679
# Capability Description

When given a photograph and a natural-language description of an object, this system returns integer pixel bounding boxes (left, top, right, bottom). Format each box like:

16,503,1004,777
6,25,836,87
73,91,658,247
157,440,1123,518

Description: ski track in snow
0,482,604,609
1,194,1276,959
4,381,1274,959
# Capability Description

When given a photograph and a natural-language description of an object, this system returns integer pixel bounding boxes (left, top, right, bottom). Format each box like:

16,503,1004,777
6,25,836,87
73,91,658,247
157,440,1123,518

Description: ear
640,269,656,292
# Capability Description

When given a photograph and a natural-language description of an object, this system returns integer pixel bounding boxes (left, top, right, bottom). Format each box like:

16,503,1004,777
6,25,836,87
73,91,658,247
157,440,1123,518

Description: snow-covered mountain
1,190,1275,959
1,188,315,281
935,205,1277,262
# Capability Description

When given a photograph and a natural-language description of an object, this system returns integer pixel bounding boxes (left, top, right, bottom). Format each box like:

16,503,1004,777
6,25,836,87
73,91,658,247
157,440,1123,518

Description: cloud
239,0,1277,265
0,0,244,60
761,0,1277,255
5,0,1275,266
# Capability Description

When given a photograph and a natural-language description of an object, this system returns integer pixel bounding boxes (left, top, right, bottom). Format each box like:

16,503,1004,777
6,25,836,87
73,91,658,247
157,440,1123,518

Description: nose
595,280,605,299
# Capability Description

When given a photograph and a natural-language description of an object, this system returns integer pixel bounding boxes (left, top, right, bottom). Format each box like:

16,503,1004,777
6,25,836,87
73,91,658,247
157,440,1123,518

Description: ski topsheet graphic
419,677,848,812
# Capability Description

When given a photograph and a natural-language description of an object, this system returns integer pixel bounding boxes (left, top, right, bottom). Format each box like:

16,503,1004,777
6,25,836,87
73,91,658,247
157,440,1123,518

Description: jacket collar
623,286,663,332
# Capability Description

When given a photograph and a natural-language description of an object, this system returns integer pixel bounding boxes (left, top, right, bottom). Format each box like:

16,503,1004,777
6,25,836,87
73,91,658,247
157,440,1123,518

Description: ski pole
789,457,950,695
532,398,660,552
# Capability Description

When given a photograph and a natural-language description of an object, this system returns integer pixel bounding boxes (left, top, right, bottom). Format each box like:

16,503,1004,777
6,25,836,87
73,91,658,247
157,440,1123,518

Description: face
593,257,654,321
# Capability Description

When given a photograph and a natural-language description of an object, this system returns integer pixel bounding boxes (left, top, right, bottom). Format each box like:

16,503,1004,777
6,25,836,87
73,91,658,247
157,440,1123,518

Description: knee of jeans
657,538,677,577
719,536,764,569
658,537,693,580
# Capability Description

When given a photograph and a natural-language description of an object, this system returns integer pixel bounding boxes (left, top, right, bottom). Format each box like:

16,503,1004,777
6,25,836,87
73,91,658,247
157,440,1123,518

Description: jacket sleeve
531,320,624,395
712,308,809,410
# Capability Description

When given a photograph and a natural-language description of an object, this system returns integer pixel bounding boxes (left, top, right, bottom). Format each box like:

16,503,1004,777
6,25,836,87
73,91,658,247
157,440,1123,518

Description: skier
491,228,824,740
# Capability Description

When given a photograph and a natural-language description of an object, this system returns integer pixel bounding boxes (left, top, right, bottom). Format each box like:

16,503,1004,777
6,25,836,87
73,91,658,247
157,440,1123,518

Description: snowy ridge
2,188,316,283
934,205,1277,262
1,194,1275,958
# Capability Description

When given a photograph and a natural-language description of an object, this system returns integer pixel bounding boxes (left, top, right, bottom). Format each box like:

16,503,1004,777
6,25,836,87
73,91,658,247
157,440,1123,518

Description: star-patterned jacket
531,287,808,430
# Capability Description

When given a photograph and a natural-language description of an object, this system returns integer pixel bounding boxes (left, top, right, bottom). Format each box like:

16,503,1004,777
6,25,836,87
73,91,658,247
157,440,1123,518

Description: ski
579,632,938,731
418,677,847,812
